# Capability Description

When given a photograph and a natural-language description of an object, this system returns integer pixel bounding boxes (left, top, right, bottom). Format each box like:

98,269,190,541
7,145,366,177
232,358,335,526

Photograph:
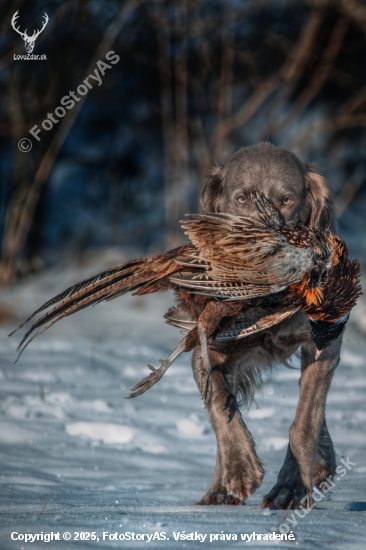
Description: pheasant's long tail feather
8,259,143,337
12,245,191,360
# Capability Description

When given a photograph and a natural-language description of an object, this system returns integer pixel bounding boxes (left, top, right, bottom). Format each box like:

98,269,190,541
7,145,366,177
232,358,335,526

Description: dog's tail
10,245,190,361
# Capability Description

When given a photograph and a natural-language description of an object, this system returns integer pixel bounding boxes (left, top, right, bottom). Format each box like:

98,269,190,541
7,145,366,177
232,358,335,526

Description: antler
32,13,49,41
11,11,26,39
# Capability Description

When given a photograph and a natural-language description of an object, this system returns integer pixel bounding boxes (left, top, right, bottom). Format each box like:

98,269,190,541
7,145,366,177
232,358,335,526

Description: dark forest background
1,0,366,287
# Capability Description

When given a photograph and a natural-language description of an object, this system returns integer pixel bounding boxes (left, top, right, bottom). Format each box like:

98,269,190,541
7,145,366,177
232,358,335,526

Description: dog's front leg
262,333,343,510
192,347,264,505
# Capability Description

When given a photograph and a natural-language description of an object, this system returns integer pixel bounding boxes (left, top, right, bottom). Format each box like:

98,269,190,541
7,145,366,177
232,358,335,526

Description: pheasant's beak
315,348,323,361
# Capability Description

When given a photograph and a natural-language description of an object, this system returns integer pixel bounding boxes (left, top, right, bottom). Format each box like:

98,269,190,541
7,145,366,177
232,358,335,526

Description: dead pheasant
11,192,361,403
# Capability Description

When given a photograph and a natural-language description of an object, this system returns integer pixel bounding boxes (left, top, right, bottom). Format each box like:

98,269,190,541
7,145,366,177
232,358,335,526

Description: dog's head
200,143,336,231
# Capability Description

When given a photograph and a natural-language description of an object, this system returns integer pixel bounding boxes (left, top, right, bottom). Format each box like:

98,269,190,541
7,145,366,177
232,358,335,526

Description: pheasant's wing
165,305,299,340
169,271,287,299
181,214,314,286
11,244,193,360
233,309,299,338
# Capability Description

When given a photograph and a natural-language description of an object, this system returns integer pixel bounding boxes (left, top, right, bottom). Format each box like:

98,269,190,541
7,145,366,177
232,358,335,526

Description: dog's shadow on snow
347,502,366,511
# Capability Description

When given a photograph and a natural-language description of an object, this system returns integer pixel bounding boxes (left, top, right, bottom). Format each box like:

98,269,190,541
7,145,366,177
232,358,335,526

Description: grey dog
189,142,339,509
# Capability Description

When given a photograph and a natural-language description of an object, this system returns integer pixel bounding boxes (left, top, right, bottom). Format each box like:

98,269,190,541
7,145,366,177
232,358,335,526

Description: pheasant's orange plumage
11,192,361,402
290,273,324,306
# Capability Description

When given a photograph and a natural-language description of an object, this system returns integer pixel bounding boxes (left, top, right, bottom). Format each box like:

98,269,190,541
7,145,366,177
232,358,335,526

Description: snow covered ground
0,251,365,549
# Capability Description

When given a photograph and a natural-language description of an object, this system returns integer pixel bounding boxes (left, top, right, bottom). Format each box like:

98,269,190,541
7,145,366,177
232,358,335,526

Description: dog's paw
195,491,243,505
261,480,312,510
221,454,264,501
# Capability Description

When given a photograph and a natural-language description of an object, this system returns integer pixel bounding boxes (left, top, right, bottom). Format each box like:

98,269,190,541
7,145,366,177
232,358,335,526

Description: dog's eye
282,197,292,205
237,196,246,204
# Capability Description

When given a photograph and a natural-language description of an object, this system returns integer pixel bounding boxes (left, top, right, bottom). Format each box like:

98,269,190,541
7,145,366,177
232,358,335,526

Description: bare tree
1,0,366,286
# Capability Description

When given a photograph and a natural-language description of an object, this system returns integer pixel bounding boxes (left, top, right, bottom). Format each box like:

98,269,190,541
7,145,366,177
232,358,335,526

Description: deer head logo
11,11,49,54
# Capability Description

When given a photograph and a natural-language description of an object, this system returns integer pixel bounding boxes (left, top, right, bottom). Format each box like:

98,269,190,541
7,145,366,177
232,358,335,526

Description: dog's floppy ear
302,164,336,232
199,165,226,214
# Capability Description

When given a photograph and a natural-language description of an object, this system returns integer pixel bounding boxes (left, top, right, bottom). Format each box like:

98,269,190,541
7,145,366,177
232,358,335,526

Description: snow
247,408,275,419
176,418,204,439
0,256,365,549
260,437,288,452
66,423,135,445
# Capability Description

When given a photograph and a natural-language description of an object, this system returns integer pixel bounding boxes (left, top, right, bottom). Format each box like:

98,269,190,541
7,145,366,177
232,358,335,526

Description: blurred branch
189,116,212,182
210,1,328,148
1,0,366,278
340,0,366,34
212,9,235,161
336,165,365,218
173,0,189,224
1,0,26,33
188,12,213,182
265,14,349,137
286,81,366,150
339,83,366,114
153,0,191,247
225,74,280,135
261,0,326,136
152,5,176,240
188,0,313,38
285,113,366,151
0,0,142,286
